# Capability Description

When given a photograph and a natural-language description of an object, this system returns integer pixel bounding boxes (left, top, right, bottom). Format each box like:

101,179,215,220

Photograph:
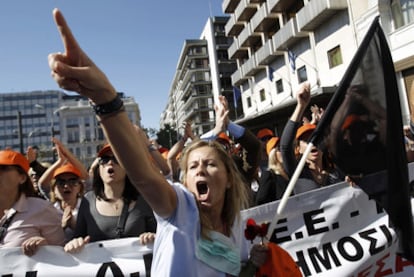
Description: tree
157,124,177,149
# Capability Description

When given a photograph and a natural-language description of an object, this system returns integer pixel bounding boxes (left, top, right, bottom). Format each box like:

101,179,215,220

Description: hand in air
48,9,116,104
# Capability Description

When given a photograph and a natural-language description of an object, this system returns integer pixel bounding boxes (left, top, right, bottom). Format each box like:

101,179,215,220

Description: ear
19,174,28,185
294,145,301,156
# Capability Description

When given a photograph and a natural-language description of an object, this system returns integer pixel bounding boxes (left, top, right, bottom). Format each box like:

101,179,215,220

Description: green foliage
156,124,178,149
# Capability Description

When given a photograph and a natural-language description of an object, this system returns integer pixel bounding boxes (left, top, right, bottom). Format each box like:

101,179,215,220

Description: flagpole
278,142,313,215
266,142,314,238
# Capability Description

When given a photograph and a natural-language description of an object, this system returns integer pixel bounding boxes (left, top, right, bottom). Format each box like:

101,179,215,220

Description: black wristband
91,95,124,116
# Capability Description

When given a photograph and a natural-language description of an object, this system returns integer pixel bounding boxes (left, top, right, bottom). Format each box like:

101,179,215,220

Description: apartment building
222,0,414,135
0,90,140,167
161,16,237,136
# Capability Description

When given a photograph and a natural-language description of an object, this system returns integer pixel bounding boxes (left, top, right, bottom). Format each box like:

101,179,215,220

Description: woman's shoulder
83,190,96,201
24,196,61,217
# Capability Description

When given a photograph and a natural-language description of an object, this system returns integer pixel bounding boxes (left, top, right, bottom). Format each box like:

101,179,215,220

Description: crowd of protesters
3,7,414,276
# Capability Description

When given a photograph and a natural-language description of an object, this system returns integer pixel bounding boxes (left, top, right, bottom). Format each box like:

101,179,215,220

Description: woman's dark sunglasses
99,155,119,165
55,178,79,187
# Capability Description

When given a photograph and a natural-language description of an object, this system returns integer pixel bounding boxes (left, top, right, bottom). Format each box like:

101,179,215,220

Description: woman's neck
61,198,77,210
103,182,125,200
201,206,229,236
0,191,19,217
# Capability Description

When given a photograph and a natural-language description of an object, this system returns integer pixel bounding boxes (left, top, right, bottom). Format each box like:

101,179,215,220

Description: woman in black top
280,83,344,195
64,144,156,253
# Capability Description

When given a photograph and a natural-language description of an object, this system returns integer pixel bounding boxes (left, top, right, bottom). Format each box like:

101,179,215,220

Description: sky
0,0,225,129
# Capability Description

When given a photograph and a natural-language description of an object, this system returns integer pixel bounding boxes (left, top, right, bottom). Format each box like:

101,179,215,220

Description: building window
297,66,308,83
391,0,414,29
260,89,266,102
328,46,343,68
247,97,252,108
276,79,284,94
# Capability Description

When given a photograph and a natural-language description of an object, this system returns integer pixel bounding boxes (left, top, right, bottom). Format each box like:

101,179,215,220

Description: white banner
241,182,414,276
0,238,153,276
2,173,414,276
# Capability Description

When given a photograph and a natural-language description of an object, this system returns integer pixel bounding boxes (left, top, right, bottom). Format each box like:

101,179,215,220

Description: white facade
221,0,414,133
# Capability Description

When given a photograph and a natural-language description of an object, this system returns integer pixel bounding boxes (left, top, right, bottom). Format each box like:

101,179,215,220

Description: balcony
273,18,308,51
228,38,248,59
235,0,258,22
255,39,283,65
223,0,241,13
268,0,292,13
225,14,244,37
250,2,278,33
296,0,348,31
231,67,247,86
238,22,261,48
241,55,260,77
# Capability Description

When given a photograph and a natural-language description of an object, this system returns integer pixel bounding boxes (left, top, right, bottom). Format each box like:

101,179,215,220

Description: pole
17,111,24,154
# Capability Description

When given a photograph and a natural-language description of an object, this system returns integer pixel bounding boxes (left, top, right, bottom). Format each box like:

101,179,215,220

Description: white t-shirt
151,182,249,276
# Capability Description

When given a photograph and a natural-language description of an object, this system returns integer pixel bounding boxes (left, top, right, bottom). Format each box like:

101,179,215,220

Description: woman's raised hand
48,8,116,104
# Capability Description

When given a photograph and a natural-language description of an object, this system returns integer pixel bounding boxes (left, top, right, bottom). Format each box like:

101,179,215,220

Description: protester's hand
48,9,116,104
51,137,68,165
213,95,230,134
22,236,47,256
183,120,195,140
249,243,269,267
296,82,311,108
310,104,324,125
61,206,74,229
26,146,37,163
138,232,156,245
64,236,90,253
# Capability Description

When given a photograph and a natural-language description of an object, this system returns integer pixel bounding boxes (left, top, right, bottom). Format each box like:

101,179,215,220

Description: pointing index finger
53,8,80,62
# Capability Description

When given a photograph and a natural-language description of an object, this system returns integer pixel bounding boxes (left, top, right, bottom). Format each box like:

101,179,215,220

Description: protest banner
0,237,153,276
242,182,414,276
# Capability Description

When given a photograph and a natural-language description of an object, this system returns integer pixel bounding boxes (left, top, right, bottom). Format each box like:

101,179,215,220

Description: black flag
309,16,414,260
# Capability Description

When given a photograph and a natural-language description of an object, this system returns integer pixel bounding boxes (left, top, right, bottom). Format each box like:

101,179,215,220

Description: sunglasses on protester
55,178,80,187
98,155,119,165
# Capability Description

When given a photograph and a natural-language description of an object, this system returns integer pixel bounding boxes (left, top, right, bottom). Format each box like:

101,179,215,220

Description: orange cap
256,128,274,139
53,163,81,178
217,132,231,144
97,143,112,157
158,147,169,154
341,114,361,130
161,150,169,160
296,124,316,140
266,137,280,156
0,150,30,172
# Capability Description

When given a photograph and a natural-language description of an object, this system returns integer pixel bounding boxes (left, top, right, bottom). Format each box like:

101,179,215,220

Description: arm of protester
52,137,89,180
37,143,67,192
134,125,170,176
200,96,230,141
26,146,48,176
279,83,311,177
291,82,311,123
48,9,176,218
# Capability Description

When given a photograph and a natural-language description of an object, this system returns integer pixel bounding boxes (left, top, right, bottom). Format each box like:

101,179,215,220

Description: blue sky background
0,1,224,129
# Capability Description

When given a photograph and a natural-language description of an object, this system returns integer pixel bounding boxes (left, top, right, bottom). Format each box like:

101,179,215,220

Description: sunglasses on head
55,178,79,187
99,155,118,165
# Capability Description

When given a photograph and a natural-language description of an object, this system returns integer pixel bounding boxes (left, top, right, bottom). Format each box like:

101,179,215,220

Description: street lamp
17,111,24,154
